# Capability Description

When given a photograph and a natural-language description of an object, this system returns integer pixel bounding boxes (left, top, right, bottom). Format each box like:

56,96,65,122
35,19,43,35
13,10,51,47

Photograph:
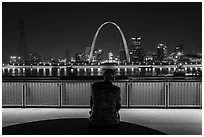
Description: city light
137,37,141,40
2,20,201,78
98,68,100,72
71,68,74,73
10,56,16,59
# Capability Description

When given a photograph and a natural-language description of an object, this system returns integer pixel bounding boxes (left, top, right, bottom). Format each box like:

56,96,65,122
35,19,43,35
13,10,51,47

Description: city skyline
2,2,202,61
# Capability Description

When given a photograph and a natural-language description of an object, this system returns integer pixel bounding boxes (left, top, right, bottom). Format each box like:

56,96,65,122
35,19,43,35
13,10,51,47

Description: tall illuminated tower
157,43,168,61
17,19,28,63
129,37,145,63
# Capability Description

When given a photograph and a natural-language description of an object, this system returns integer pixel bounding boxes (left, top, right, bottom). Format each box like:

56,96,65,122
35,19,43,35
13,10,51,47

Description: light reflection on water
2,67,202,76
2,67,200,77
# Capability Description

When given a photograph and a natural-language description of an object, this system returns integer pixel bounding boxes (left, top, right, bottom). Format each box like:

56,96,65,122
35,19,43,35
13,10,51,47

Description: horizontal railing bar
128,106,166,108
2,81,202,83
2,105,23,107
24,105,60,107
168,105,202,107
129,105,166,107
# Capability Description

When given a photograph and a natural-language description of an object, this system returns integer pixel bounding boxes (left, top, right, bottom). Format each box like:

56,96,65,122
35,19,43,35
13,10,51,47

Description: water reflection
2,66,201,77
17,68,21,76
98,68,101,72
49,68,52,76
71,68,74,73
185,68,187,72
57,68,60,76
97,71,101,76
64,68,67,76
43,68,46,76
8,68,10,73
90,72,94,76
12,68,15,73
30,68,33,76
2,68,5,74
37,68,39,73
195,67,197,71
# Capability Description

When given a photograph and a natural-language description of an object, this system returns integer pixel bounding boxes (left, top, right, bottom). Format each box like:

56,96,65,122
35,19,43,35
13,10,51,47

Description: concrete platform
2,108,202,135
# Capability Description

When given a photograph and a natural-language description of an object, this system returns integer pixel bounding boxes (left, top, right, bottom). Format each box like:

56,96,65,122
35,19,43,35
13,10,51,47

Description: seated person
89,69,121,131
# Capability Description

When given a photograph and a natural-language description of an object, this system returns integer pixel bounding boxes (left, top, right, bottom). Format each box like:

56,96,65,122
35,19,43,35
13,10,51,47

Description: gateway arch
89,21,130,64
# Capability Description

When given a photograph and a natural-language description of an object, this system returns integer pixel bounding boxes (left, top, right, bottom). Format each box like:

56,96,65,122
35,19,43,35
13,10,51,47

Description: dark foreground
3,118,166,135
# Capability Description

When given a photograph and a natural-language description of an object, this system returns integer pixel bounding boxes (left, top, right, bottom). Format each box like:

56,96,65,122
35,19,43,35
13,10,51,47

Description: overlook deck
2,108,202,135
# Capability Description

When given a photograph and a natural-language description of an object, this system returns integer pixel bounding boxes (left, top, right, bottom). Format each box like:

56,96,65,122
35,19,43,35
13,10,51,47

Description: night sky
2,2,202,61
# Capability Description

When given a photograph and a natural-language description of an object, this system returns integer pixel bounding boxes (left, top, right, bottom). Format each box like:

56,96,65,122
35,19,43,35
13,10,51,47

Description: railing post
199,82,202,107
126,83,130,108
165,82,170,109
22,83,26,108
59,83,62,108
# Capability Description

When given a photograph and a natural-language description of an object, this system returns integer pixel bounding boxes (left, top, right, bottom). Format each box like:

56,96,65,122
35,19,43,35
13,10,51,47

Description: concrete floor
2,108,202,135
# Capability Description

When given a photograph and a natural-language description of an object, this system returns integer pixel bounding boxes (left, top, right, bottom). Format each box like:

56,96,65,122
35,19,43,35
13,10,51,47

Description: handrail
2,76,201,82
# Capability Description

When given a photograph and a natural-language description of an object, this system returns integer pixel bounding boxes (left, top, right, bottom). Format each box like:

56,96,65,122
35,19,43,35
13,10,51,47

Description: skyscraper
75,53,85,63
170,43,184,61
119,42,127,63
85,47,91,62
157,43,168,61
17,19,28,63
96,49,103,62
108,52,113,61
65,50,70,63
92,49,103,63
129,37,145,63
175,44,184,54
145,51,157,62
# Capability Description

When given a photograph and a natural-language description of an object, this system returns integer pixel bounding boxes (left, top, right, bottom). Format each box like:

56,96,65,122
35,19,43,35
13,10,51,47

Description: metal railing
2,80,202,108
